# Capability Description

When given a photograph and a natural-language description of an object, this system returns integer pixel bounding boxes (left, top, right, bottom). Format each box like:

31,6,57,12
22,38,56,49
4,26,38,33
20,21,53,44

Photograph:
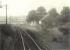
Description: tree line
26,6,70,31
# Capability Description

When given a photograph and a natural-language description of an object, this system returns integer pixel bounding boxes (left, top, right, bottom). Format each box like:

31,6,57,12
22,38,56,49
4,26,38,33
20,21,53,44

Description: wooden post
6,4,7,24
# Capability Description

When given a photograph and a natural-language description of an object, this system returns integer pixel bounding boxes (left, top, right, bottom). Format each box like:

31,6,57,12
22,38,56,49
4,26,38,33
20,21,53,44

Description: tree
41,8,58,29
37,6,47,15
48,8,58,17
36,6,47,22
61,7,70,23
56,7,70,25
26,6,47,24
26,10,37,23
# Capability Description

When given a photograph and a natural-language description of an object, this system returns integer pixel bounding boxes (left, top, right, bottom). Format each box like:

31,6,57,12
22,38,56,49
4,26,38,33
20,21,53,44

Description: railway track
0,24,50,50
18,28,42,50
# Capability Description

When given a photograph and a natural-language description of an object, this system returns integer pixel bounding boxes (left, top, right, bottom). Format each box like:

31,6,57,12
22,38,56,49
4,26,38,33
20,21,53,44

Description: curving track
0,24,48,50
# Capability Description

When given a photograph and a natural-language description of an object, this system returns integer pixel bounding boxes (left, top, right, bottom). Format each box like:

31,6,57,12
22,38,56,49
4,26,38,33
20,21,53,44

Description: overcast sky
0,0,70,16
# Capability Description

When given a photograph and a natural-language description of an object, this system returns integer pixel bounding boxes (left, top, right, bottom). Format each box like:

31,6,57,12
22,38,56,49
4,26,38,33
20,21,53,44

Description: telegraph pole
0,0,8,24
6,4,7,24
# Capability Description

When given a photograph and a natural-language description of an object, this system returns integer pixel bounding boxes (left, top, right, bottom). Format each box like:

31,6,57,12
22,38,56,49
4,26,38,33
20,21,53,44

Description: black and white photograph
0,0,70,50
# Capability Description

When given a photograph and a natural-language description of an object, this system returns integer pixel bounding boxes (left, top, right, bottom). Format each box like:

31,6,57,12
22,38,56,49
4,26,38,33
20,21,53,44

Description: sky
0,0,70,16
